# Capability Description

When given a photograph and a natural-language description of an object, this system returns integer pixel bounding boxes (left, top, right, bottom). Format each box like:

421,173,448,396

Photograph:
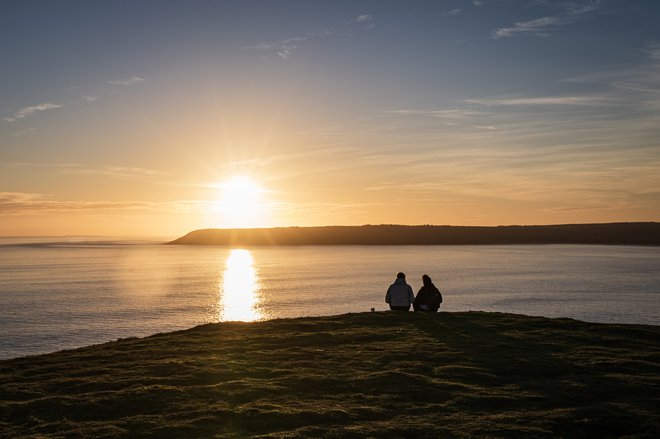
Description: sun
216,176,268,227
221,176,262,211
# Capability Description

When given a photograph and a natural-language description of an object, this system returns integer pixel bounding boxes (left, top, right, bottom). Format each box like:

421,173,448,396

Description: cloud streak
59,165,167,180
0,192,155,214
354,14,373,23
466,95,608,106
247,35,310,59
492,1,601,39
387,108,483,118
5,102,62,122
4,76,144,124
493,16,560,39
107,76,146,86
248,14,376,60
0,191,321,219
2,161,167,181
560,44,660,115
0,192,223,215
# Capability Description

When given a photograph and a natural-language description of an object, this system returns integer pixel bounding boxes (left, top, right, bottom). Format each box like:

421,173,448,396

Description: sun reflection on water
220,249,262,322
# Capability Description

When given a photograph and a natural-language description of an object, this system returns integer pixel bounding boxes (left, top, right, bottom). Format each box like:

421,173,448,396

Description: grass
1,311,659,438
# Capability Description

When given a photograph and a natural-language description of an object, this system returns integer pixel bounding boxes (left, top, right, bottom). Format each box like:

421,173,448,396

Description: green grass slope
1,312,659,438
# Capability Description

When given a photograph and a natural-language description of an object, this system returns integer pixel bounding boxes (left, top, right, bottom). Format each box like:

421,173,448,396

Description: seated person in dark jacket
413,274,443,312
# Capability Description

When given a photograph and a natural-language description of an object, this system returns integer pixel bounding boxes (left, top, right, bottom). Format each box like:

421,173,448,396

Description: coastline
168,223,660,246
2,311,659,438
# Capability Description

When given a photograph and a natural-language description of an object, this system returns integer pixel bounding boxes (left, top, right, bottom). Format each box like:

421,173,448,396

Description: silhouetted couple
385,272,442,312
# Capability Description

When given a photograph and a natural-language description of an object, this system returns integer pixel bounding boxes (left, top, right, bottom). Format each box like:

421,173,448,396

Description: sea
1,239,659,359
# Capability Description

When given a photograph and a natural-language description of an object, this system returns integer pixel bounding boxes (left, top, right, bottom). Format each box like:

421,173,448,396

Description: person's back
386,272,415,311
413,274,443,312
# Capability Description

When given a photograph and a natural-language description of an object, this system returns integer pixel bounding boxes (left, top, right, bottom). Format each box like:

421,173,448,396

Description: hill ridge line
169,222,660,246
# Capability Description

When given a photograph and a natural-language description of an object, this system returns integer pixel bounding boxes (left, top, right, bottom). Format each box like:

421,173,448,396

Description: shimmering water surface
1,242,659,358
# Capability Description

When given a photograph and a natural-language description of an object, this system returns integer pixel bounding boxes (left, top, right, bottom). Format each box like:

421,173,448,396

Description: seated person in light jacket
386,272,415,311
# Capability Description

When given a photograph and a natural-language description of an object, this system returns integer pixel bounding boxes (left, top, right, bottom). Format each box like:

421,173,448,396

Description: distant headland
169,222,660,246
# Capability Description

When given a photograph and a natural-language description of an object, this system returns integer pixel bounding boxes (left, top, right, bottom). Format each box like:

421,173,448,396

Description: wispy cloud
384,107,498,132
564,1,601,16
4,78,138,124
645,43,660,61
277,44,297,60
11,127,37,138
0,191,287,217
354,14,373,23
445,9,462,16
60,165,167,180
492,1,601,39
493,16,560,39
466,95,608,107
0,191,227,216
107,76,146,86
385,108,494,129
386,108,484,120
252,36,309,52
0,192,156,214
561,43,660,113
247,35,310,59
247,14,375,60
2,161,167,181
0,192,46,208
5,102,62,122
352,14,375,29
358,146,660,210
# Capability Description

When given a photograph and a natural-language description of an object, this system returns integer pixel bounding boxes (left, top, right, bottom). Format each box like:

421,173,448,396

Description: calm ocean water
1,241,659,359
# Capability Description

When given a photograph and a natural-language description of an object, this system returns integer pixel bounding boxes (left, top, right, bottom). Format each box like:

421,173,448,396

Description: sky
1,0,659,237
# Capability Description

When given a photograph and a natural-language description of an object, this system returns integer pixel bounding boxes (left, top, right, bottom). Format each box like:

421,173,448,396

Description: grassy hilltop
1,312,659,438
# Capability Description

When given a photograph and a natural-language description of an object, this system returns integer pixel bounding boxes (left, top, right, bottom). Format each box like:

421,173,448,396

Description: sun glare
216,176,268,227
220,249,262,322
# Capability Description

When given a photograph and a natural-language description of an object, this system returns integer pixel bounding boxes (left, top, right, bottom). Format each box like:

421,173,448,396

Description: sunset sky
2,0,659,237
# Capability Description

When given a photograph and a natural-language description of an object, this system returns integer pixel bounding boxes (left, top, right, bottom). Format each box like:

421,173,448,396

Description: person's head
396,272,406,280
422,274,432,285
